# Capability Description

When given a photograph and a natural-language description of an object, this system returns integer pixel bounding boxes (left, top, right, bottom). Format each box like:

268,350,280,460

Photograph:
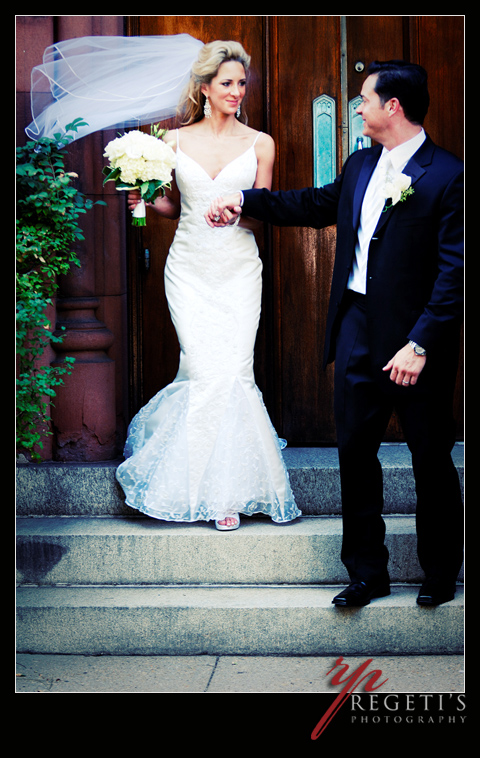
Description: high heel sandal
215,513,240,531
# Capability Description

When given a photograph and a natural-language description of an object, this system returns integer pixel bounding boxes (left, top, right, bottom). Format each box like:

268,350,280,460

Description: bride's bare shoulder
252,130,275,158
163,128,179,146
169,124,203,146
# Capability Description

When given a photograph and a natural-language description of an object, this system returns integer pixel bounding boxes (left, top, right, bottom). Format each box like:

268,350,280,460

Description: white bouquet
103,124,176,226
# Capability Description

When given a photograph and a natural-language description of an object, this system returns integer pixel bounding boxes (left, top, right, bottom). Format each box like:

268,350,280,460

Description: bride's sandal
215,513,240,531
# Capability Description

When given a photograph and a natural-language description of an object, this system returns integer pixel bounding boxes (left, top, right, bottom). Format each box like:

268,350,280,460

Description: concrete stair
16,444,464,656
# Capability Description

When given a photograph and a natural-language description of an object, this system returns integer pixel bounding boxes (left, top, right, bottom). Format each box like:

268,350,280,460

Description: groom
206,60,464,607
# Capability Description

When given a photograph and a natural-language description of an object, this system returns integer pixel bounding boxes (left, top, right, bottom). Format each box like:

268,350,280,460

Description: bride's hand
205,194,242,227
127,189,142,211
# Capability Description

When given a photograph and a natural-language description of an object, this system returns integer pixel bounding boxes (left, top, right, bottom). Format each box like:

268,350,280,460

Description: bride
116,40,301,530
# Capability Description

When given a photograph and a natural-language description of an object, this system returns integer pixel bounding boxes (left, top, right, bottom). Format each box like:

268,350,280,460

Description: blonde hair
178,40,251,125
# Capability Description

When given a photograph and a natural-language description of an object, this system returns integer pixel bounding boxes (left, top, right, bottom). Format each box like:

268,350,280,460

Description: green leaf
16,117,99,458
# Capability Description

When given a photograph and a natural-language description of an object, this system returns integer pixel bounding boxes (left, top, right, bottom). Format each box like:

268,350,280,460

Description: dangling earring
236,104,241,118
204,96,212,118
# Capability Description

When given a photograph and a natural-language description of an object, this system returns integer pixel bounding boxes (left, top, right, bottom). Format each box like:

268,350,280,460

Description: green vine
16,118,104,460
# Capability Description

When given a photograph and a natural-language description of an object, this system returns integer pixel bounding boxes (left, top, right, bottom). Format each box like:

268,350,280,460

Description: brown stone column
48,16,127,461
51,297,116,460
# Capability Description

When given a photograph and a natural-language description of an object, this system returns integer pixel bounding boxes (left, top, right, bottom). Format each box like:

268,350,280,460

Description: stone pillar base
51,297,117,461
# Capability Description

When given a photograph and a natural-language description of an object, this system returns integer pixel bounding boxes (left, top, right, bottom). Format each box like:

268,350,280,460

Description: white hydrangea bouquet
103,124,176,226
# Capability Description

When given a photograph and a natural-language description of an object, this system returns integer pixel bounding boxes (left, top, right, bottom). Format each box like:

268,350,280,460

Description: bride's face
202,60,246,117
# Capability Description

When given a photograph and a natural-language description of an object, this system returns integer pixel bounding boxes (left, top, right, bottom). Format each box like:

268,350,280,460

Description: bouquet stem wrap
132,199,147,226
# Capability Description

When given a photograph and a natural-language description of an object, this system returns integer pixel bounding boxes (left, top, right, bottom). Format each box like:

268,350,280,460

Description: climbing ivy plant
16,118,103,460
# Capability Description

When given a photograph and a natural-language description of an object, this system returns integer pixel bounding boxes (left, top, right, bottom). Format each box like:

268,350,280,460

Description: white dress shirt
348,128,426,294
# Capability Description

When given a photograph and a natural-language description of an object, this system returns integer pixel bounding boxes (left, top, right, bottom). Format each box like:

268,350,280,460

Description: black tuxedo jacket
242,136,464,380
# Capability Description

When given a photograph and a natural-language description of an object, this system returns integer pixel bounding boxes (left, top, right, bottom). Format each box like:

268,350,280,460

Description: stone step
16,584,464,656
16,515,439,586
15,443,465,517
16,444,464,657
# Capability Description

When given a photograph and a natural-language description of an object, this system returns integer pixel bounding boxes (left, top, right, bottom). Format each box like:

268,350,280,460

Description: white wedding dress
116,130,301,524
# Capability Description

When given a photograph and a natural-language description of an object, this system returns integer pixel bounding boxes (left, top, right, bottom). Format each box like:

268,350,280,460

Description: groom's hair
368,60,430,126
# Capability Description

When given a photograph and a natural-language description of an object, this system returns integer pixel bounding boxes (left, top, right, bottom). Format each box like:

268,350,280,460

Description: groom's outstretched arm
205,183,340,229
242,186,339,228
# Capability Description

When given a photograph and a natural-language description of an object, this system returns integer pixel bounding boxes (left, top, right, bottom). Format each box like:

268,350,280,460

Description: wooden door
126,16,464,444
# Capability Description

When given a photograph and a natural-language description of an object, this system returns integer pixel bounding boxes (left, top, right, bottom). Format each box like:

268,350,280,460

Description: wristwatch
408,340,427,356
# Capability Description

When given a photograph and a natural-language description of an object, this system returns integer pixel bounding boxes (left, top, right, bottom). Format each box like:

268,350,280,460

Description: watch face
410,340,425,355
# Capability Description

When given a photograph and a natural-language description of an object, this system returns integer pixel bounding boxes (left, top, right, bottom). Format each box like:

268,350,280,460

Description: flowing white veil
25,34,204,143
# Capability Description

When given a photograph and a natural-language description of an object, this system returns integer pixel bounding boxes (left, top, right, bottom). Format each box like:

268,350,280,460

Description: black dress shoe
416,580,456,606
332,581,390,607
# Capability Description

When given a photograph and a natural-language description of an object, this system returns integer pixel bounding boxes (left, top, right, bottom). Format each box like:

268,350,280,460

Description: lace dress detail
116,131,301,523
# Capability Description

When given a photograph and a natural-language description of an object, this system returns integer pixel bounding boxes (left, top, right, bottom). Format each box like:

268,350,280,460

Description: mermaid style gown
116,131,301,524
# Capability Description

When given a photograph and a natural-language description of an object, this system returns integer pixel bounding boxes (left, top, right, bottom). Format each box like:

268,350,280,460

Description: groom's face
357,74,390,144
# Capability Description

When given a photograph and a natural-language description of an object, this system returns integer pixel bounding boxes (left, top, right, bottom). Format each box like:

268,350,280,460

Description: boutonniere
383,173,414,212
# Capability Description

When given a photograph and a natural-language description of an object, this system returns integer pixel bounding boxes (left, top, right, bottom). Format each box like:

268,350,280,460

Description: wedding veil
25,34,204,143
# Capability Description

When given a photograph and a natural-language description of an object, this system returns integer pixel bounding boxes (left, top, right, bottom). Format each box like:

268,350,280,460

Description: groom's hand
383,344,426,387
205,193,243,227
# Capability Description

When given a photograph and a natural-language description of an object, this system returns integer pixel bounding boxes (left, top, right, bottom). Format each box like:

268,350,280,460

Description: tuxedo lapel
351,136,434,237
372,139,432,235
403,155,427,188
352,149,380,231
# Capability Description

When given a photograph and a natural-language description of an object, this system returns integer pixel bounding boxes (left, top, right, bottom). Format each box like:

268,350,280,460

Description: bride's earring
236,104,241,118
204,96,212,118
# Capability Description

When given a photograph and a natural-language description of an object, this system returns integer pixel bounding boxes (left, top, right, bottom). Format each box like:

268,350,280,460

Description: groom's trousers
333,291,464,586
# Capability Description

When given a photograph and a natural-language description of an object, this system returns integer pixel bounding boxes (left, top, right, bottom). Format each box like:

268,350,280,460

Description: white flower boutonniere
383,173,414,212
